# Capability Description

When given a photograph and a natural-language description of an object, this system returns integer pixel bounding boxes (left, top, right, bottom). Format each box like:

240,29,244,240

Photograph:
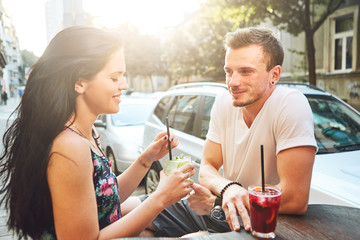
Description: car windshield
111,103,152,127
307,95,360,154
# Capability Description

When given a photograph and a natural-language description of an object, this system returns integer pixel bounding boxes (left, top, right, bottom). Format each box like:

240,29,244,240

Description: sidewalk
0,97,20,239
0,97,21,117
0,206,15,240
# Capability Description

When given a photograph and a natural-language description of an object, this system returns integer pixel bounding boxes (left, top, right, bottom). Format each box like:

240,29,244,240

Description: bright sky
2,0,202,57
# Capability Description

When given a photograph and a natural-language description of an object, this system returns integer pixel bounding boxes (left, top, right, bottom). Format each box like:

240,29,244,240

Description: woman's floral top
92,149,122,229
41,128,121,239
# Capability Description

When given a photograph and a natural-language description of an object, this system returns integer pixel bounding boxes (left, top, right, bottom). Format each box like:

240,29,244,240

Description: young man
151,27,317,237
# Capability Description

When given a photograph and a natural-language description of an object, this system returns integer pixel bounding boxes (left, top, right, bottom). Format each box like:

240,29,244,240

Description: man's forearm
199,163,229,197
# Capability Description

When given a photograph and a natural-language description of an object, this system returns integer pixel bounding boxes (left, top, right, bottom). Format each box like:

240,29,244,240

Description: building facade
0,1,23,101
280,0,360,110
45,0,92,44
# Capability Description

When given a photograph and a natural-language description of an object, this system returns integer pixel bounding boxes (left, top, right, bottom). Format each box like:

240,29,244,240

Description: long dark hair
0,26,123,239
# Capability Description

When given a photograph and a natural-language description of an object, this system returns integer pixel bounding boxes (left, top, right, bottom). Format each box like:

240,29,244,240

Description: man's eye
240,70,252,74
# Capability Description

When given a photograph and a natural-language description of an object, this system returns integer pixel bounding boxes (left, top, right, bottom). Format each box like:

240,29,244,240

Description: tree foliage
211,0,345,85
161,0,254,82
114,24,168,90
21,49,39,68
115,0,345,87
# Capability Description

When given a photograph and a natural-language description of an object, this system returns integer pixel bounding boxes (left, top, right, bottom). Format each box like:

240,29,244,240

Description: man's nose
228,72,241,86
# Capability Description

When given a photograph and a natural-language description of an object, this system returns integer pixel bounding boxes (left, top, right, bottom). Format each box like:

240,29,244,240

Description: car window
308,95,360,153
200,96,215,139
98,115,106,123
154,96,172,121
111,103,152,126
167,95,201,136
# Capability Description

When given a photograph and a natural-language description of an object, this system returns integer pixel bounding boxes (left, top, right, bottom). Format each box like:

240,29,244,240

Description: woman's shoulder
50,129,92,166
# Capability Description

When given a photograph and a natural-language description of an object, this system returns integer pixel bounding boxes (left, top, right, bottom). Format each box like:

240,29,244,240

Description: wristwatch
210,196,226,221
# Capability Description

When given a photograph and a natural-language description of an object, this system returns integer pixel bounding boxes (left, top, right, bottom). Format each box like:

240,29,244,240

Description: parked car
142,83,227,193
142,82,360,208
95,97,156,175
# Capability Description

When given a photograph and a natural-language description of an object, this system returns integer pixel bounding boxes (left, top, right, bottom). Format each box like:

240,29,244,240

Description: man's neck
242,87,276,128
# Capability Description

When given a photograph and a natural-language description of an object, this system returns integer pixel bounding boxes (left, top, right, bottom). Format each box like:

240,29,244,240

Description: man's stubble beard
231,96,257,108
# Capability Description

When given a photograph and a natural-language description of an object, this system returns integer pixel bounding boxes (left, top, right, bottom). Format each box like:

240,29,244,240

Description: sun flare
83,0,202,34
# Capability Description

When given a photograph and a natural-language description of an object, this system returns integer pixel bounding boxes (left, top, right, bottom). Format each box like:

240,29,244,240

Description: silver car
142,83,227,193
95,97,156,175
142,82,360,208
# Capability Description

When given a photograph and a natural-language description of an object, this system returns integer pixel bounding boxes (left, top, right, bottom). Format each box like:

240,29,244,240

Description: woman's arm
100,165,194,239
116,131,178,202
48,132,100,240
48,130,192,239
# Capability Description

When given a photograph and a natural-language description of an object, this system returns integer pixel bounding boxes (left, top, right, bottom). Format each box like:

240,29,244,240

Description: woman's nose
119,77,129,90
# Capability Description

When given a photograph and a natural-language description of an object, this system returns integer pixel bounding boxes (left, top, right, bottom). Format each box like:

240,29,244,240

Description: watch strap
214,196,222,207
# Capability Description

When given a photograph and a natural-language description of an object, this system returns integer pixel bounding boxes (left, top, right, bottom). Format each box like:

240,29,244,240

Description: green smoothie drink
164,154,192,176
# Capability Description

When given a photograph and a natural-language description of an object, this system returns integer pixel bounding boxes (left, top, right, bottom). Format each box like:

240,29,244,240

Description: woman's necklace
72,124,104,156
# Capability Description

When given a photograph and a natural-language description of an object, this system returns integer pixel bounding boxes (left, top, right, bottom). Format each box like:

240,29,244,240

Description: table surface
119,204,360,239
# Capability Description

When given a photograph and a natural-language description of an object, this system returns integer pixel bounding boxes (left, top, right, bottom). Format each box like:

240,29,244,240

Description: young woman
0,26,195,239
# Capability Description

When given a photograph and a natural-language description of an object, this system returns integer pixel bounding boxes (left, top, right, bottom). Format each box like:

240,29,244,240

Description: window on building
329,7,357,72
334,14,353,71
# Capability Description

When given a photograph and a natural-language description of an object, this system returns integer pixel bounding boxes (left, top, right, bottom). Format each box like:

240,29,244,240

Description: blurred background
0,0,359,111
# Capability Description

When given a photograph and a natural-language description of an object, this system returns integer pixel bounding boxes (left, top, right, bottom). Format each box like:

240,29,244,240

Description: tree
21,49,39,68
115,24,168,91
222,0,344,85
162,1,249,82
162,18,210,83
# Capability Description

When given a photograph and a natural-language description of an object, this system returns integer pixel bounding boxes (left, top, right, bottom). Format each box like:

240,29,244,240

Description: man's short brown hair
224,27,284,71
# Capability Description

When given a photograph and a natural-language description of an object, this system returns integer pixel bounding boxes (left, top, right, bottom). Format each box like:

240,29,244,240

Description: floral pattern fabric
92,150,122,229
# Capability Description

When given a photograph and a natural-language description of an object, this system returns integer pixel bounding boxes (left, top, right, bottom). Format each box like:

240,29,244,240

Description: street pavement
0,97,20,138
0,97,20,239
0,97,145,239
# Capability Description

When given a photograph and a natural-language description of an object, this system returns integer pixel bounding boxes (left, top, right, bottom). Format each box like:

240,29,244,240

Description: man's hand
221,184,251,231
187,183,216,215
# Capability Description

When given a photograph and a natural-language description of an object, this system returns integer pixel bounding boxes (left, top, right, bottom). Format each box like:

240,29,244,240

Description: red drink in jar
248,185,282,239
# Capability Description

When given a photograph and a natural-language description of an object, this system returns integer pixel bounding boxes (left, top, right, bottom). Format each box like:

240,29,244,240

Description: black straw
261,145,265,192
166,117,172,160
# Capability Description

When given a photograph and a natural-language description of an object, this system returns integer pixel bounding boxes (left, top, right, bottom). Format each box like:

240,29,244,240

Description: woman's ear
74,78,87,94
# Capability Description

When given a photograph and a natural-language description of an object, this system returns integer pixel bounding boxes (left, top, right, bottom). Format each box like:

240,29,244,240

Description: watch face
210,206,226,222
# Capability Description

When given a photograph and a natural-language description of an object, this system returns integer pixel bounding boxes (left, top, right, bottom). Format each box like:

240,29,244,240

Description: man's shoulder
275,85,304,96
271,86,307,103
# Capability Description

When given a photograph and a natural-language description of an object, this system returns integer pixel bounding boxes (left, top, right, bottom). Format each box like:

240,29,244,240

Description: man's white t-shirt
206,86,317,188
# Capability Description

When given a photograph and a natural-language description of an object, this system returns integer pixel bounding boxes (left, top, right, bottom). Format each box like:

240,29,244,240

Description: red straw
261,145,265,192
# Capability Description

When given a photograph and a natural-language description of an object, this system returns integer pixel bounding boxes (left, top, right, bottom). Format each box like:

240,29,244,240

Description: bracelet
220,181,242,199
138,158,150,168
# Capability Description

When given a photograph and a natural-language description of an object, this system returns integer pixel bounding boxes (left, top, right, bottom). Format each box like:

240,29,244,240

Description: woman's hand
154,163,195,207
141,132,179,167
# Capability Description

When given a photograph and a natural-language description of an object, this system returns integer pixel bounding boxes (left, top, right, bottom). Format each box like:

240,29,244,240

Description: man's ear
74,77,87,94
270,65,282,83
